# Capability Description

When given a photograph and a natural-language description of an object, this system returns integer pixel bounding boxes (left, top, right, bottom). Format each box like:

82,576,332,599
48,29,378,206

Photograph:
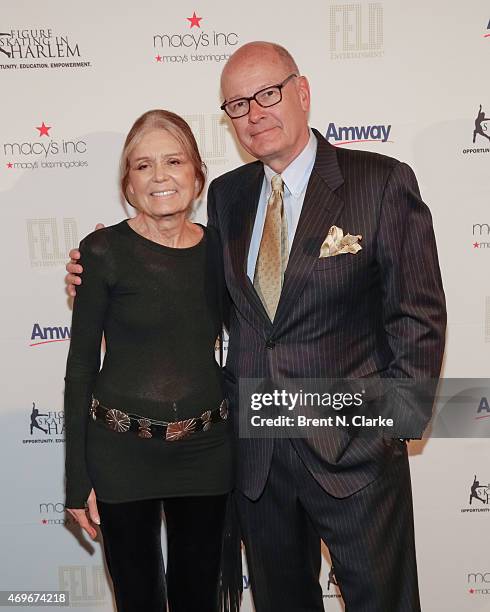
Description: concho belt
90,397,228,441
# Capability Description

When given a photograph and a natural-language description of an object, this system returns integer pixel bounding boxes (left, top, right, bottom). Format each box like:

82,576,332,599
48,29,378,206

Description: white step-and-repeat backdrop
1,1,489,610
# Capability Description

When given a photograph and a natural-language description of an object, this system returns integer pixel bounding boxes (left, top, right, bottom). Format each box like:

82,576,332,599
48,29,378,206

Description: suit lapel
228,163,272,330
272,132,345,333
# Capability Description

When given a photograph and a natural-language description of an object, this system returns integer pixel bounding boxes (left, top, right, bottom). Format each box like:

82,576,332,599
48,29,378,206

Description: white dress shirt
247,128,318,281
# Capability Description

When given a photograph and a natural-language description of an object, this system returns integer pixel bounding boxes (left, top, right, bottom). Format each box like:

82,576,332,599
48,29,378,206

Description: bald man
67,42,446,612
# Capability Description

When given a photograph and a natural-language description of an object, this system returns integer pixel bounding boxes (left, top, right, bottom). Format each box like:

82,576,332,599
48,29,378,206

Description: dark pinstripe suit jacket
207,129,446,500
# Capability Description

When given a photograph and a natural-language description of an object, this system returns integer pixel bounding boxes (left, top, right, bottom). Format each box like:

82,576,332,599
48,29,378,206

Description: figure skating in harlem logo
0,28,91,70
323,565,342,601
473,105,490,144
327,567,338,591
469,475,489,505
0,33,10,57
30,402,48,435
461,106,490,154
22,402,64,445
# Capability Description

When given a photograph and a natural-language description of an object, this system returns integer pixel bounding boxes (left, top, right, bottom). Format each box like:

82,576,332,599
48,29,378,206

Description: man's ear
297,76,311,113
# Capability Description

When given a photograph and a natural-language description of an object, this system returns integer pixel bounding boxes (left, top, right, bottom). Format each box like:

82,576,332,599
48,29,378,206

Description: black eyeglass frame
220,73,298,118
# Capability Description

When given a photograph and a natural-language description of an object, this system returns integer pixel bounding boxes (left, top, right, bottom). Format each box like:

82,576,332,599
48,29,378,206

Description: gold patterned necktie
254,174,289,321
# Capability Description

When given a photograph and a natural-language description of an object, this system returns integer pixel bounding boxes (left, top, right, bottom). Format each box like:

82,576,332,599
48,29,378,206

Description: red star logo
469,588,475,594
155,55,162,62
36,122,51,137
42,519,47,525
7,162,13,169
187,11,203,28
473,241,480,248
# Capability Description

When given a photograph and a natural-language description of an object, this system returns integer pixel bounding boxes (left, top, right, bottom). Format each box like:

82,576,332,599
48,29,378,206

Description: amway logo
30,323,71,346
475,397,490,419
326,122,392,145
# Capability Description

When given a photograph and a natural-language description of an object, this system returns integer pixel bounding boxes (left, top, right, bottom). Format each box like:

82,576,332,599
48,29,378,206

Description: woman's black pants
98,494,228,612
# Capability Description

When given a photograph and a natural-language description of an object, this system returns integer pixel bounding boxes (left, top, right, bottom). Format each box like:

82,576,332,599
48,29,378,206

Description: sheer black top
64,221,232,508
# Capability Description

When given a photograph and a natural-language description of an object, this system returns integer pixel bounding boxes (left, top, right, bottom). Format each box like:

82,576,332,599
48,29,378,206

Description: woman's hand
67,489,100,540
65,249,82,297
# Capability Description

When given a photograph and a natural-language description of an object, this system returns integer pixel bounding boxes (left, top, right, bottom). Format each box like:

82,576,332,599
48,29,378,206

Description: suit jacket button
266,340,275,349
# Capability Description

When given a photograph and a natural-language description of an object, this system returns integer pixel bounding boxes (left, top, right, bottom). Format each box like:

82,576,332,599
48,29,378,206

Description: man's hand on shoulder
65,223,105,297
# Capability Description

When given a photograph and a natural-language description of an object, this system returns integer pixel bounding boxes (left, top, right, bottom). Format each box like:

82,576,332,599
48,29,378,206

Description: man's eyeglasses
220,74,298,119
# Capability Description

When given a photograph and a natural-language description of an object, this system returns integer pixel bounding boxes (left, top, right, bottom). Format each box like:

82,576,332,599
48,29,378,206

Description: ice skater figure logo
0,33,11,58
30,402,48,435
469,475,489,505
327,566,338,591
473,105,490,144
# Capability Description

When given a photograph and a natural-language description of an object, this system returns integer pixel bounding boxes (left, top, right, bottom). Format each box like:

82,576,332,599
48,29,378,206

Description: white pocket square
319,225,362,258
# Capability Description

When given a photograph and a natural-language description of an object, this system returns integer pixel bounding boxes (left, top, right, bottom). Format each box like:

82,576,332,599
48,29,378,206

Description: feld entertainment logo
326,122,392,146
472,222,490,250
3,122,88,171
26,217,78,268
329,2,383,60
59,566,108,606
467,571,490,596
0,28,91,70
153,12,239,64
58,565,107,608
23,402,64,446
462,105,490,155
184,114,227,166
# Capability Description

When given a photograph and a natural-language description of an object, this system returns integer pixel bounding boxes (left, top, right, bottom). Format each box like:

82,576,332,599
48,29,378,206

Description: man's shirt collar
263,128,317,196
